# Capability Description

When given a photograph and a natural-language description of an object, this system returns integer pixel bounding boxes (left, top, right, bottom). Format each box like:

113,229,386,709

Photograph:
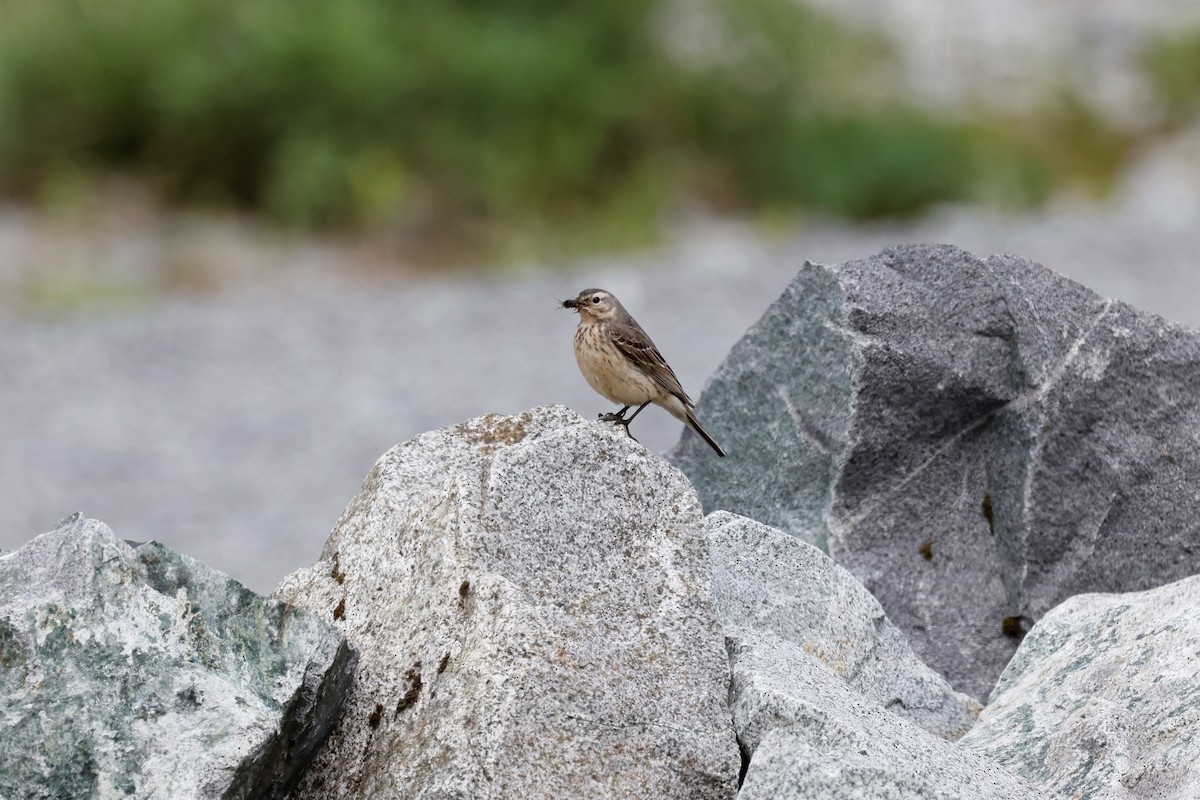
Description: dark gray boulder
673,244,1200,699
0,514,354,799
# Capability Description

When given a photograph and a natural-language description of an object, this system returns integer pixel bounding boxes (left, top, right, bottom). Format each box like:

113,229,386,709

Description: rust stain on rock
456,411,533,452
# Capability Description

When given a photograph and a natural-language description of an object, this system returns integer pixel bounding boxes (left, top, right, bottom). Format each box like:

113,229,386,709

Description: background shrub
0,0,1134,257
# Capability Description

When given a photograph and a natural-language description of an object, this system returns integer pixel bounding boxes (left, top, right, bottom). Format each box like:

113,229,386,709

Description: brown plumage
562,288,726,457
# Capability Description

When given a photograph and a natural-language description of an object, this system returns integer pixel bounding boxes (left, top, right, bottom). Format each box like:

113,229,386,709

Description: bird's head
562,288,620,321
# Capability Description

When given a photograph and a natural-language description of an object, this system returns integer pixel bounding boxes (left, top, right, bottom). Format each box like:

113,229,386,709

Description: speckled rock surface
673,243,1200,700
730,634,1040,800
272,404,740,799
960,575,1200,799
0,514,353,800
707,511,979,740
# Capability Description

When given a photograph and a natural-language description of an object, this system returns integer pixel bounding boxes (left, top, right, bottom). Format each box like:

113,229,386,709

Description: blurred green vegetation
0,0,1142,260
1146,27,1200,130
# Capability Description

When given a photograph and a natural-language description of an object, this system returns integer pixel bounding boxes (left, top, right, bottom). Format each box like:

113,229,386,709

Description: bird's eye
592,296,601,304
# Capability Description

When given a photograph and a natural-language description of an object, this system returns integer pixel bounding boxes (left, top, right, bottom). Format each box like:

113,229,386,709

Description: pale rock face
0,514,352,800
961,574,1200,799
674,243,1200,700
706,511,980,741
274,404,741,799
729,633,1041,800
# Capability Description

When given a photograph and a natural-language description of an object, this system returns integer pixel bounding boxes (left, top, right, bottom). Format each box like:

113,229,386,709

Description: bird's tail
684,409,726,457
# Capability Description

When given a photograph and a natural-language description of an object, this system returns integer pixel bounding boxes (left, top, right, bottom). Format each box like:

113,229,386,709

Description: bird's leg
599,405,630,423
622,402,650,425
608,401,651,440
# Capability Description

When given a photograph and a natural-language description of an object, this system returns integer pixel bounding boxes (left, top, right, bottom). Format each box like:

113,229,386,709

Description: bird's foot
598,410,638,441
598,406,630,424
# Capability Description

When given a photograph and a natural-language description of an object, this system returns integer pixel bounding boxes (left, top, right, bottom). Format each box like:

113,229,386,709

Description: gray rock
673,243,1200,700
960,574,1200,799
730,633,1040,799
0,513,353,799
273,405,741,799
707,510,980,739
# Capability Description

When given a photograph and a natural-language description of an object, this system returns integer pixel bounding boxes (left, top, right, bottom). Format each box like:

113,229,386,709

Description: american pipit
562,288,726,457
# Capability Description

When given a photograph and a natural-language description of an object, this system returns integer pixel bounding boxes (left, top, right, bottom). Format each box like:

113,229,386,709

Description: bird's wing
608,321,693,406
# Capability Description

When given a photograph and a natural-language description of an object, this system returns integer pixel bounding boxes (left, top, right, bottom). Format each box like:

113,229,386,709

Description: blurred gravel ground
2,208,1197,593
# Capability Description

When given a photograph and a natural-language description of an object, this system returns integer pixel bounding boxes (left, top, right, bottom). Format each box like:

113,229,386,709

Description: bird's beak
562,298,578,310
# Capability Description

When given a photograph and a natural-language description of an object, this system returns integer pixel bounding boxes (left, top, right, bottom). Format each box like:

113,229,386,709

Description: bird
562,288,726,456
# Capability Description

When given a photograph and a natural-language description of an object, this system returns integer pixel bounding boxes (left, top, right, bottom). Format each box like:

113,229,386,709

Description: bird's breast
573,322,660,406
